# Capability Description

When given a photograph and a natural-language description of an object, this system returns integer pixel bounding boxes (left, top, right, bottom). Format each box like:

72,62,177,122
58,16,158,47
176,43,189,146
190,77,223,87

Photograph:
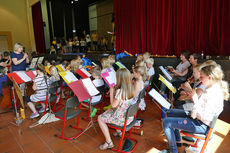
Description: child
26,64,50,119
136,54,143,63
82,66,104,117
145,58,155,86
80,38,86,52
132,66,147,111
100,57,111,73
98,68,134,150
143,52,151,62
49,66,60,83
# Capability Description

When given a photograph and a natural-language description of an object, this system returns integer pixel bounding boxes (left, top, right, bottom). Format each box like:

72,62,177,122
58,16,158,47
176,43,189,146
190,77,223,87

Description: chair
55,96,83,140
37,80,61,115
52,80,65,113
107,98,140,152
82,85,106,121
145,75,155,102
180,115,219,153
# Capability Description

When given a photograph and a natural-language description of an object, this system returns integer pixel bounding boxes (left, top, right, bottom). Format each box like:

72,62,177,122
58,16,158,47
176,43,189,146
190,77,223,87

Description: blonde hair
145,58,154,65
136,54,143,62
135,60,146,67
143,52,150,59
134,66,147,81
200,63,229,100
101,57,111,69
49,66,60,81
70,59,83,71
90,65,101,77
14,43,23,52
115,68,134,100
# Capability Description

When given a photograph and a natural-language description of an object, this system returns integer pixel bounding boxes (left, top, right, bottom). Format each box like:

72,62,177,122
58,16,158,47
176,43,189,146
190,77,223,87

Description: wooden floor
0,96,230,153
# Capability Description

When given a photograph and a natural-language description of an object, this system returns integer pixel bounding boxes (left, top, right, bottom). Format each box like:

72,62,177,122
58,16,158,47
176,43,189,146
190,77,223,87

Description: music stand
11,78,24,126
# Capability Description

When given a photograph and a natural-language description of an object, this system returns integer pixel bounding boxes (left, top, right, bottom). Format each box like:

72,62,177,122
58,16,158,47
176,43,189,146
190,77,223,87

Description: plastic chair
181,115,219,153
37,80,61,115
145,75,155,102
55,96,83,140
82,85,106,121
108,100,140,152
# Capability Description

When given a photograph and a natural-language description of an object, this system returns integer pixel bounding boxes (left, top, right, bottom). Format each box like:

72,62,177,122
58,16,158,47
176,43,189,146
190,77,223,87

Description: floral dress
100,89,134,126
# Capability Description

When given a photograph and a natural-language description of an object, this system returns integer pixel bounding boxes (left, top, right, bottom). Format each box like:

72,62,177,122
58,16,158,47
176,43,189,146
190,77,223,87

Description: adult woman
160,61,229,153
11,43,29,96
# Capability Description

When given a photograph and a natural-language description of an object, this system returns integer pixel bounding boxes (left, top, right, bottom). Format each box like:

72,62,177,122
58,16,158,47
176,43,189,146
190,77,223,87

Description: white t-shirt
91,78,104,103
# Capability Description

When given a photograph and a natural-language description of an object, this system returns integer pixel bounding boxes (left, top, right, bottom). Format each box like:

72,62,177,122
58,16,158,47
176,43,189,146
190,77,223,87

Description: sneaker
185,146,201,153
30,112,40,119
39,107,49,113
90,108,97,117
158,149,170,153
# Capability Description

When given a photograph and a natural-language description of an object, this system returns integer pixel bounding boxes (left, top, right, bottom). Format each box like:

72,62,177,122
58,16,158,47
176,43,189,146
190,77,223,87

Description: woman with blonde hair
98,68,134,150
160,61,229,153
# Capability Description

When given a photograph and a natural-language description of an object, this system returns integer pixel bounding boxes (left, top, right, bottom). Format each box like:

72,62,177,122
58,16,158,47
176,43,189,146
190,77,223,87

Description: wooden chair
181,115,219,153
55,96,83,140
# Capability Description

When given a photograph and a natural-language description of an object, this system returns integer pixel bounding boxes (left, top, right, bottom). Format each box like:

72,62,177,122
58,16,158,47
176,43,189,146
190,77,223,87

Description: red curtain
114,0,230,56
32,2,46,54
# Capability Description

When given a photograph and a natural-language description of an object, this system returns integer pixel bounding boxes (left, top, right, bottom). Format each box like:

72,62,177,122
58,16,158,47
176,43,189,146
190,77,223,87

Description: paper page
115,61,126,69
80,68,91,77
159,66,172,81
32,70,37,76
45,66,51,75
37,57,44,64
29,58,38,69
56,64,66,72
107,70,116,85
59,71,78,84
148,88,171,109
159,74,176,94
82,78,99,96
16,71,31,82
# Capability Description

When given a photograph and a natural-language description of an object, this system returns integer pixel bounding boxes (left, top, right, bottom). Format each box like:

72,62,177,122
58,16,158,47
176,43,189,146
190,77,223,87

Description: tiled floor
0,97,230,153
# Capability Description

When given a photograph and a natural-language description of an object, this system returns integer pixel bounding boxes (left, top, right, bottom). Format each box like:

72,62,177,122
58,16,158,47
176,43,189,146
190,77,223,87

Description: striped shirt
30,75,50,102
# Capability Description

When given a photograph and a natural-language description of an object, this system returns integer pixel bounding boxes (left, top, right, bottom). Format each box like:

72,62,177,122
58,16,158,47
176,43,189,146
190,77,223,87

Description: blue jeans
162,109,208,153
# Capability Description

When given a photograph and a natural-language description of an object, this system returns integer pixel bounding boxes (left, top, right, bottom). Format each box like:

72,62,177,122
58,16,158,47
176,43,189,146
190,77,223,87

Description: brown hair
35,63,46,74
90,65,101,77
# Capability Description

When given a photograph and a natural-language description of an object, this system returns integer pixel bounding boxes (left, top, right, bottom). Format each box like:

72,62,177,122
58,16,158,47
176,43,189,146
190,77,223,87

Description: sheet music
16,71,31,82
29,58,38,69
115,61,126,69
32,70,37,76
159,66,172,81
56,64,66,72
82,78,99,96
148,88,171,109
80,68,91,77
59,71,78,84
159,74,176,94
37,57,44,64
107,70,116,85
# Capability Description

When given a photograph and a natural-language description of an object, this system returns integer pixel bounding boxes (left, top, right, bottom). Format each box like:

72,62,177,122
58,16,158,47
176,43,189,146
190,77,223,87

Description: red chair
181,115,219,153
55,96,83,140
37,80,63,114
107,99,140,152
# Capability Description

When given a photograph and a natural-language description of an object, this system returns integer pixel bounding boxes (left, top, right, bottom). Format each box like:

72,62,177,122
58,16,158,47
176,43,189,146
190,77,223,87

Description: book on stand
29,58,38,69
159,66,172,81
59,71,78,84
56,64,66,72
37,57,44,64
101,68,116,87
68,78,99,102
158,74,176,94
75,68,91,79
148,88,171,109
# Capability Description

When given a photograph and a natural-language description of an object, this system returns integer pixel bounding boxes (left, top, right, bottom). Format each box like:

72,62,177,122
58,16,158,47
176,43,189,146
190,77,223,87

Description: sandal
113,131,122,137
99,141,114,150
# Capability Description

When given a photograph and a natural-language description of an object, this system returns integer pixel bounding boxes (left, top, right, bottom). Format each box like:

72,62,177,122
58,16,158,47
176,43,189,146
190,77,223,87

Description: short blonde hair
101,57,111,69
14,43,23,52
134,66,147,81
90,65,101,77
145,58,154,65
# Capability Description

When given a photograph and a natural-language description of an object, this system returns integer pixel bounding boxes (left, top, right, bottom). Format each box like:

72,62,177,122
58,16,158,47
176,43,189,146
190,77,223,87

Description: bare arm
12,53,28,65
110,87,120,108
133,81,141,98
172,68,188,77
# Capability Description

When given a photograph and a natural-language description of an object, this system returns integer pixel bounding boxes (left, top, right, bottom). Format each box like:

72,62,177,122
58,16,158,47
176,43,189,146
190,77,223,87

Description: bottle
20,108,25,119
132,128,144,136
201,51,204,59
